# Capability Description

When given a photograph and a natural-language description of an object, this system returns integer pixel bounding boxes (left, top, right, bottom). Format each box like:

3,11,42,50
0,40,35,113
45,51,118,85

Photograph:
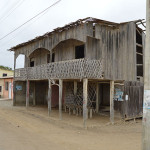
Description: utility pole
142,0,150,149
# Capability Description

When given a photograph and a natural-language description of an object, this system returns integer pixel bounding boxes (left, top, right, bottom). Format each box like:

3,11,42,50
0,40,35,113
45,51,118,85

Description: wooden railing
14,59,103,80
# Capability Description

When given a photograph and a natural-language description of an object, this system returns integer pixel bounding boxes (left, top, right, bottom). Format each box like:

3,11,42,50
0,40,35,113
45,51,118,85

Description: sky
0,0,146,69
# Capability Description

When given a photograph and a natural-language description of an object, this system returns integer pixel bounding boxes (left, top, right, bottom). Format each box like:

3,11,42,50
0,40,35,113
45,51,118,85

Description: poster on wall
114,88,123,101
16,85,22,91
144,90,150,110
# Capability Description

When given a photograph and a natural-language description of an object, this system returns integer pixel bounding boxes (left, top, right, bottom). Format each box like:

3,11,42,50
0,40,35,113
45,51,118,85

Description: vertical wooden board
85,36,101,60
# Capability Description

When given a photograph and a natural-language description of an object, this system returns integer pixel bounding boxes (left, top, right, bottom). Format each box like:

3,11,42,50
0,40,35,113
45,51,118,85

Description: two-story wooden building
10,17,145,124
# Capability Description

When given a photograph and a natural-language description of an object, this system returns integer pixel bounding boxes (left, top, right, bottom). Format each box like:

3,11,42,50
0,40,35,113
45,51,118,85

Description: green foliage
0,65,12,71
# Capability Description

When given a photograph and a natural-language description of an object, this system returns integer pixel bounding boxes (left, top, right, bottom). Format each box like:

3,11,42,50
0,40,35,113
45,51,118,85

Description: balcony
14,59,103,81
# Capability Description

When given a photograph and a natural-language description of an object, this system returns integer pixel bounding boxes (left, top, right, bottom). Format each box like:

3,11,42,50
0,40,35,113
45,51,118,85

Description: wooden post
96,83,99,113
74,81,77,115
13,54,16,106
26,80,30,108
59,79,63,120
74,81,77,95
48,79,52,116
110,80,114,124
142,0,150,149
83,78,88,128
33,82,36,106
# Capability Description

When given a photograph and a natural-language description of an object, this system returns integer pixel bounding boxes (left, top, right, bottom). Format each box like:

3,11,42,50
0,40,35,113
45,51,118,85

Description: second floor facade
10,17,145,82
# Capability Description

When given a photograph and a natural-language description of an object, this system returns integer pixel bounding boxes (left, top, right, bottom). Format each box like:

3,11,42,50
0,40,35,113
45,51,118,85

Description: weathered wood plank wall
15,23,93,58
95,22,137,81
114,81,143,118
14,21,143,81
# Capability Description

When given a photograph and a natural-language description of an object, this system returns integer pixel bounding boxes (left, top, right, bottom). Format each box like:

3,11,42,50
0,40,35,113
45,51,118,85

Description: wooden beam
136,52,143,56
110,80,114,124
136,43,143,47
59,79,63,120
96,83,99,113
83,78,88,128
48,79,52,116
26,80,30,108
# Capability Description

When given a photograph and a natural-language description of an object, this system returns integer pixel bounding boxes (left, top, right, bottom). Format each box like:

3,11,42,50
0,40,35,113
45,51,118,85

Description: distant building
0,69,13,99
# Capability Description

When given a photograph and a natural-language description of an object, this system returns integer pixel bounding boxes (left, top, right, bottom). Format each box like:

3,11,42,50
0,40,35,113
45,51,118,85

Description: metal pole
142,0,150,149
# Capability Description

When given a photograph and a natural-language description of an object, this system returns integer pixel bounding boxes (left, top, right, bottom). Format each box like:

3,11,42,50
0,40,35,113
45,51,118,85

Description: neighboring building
0,69,13,99
0,68,13,77
10,17,145,122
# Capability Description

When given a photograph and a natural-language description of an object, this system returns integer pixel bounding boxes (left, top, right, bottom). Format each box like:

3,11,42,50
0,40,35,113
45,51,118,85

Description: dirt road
0,100,142,150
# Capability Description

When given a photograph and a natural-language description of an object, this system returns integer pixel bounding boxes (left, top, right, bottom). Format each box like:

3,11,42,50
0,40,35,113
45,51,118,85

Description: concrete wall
53,39,84,62
15,81,26,105
0,79,4,98
29,49,50,67
3,78,13,99
0,78,13,99
0,69,13,77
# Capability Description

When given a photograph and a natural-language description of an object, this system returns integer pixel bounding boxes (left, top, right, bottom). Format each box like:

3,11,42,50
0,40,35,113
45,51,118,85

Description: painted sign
114,88,123,101
16,85,22,91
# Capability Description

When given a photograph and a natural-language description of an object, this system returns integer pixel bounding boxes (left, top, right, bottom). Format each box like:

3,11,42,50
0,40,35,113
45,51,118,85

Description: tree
0,65,12,71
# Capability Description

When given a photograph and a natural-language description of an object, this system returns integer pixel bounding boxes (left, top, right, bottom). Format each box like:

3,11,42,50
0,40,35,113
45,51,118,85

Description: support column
59,79,63,120
96,83,99,113
74,81,77,95
83,78,88,128
13,54,16,106
48,79,52,116
142,0,150,149
33,82,36,106
110,80,114,124
26,80,30,108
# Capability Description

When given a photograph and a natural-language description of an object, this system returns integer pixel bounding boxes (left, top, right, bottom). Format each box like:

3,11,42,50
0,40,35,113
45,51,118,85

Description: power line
0,0,25,24
0,0,61,41
0,6,50,48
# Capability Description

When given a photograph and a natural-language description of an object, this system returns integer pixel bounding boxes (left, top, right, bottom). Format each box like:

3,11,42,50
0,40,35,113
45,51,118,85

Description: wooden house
9,17,145,123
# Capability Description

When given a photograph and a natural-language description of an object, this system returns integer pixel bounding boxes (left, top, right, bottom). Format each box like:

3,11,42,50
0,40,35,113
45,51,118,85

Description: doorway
99,83,110,114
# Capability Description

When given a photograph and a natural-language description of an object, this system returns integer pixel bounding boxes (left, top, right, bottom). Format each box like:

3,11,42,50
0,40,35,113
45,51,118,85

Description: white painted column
83,78,88,128
59,79,63,120
110,80,114,124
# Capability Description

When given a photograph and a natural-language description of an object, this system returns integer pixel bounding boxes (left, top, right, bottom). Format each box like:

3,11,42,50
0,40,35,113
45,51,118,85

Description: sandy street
0,100,142,150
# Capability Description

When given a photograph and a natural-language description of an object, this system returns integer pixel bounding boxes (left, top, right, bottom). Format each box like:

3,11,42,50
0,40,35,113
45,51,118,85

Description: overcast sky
0,0,146,69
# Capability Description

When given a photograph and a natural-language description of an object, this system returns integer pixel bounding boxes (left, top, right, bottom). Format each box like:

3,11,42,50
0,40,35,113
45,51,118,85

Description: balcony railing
15,59,103,80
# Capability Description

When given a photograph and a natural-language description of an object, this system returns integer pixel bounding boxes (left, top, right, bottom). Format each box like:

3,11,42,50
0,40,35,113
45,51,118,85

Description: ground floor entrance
13,79,143,125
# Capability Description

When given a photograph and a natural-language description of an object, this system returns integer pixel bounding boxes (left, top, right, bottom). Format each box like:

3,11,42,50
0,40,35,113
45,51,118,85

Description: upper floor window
75,45,85,59
0,86,2,92
47,54,50,63
47,53,55,63
30,58,34,67
3,73,7,77
52,53,55,62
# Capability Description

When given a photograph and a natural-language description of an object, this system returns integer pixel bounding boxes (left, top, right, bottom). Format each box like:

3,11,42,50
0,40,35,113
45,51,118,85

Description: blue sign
16,85,22,91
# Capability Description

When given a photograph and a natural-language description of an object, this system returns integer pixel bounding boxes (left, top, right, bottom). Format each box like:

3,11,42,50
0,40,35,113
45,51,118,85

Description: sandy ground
0,100,142,150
